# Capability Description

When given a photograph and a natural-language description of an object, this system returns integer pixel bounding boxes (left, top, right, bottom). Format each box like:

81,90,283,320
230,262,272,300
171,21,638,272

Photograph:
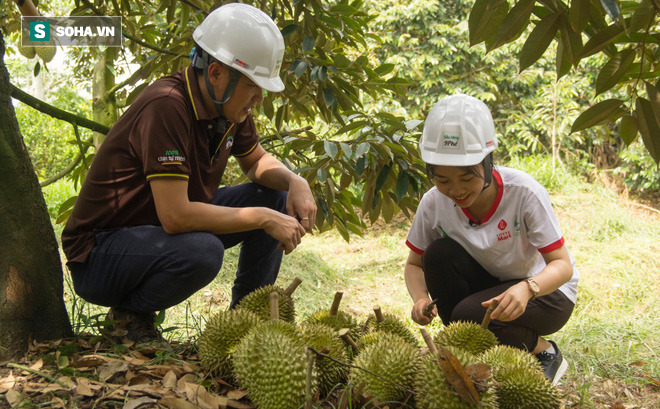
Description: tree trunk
92,48,117,148
0,32,73,359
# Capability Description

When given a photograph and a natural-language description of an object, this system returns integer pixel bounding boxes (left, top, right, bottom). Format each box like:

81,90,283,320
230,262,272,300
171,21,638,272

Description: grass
51,156,660,407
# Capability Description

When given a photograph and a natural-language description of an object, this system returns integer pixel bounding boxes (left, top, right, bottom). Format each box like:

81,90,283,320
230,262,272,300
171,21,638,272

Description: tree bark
92,48,117,148
0,31,73,359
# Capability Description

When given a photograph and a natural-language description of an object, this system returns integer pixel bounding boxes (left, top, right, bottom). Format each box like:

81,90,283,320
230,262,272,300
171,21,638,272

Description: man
62,3,316,343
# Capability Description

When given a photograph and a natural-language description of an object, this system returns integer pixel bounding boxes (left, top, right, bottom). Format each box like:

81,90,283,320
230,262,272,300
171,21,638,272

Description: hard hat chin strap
481,154,493,192
192,46,242,134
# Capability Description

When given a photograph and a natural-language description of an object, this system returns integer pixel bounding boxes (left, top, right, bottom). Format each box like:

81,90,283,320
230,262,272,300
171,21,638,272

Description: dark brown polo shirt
62,65,259,263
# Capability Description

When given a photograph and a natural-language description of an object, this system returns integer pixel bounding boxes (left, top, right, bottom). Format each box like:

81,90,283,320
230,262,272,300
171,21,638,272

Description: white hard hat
193,3,285,92
420,94,497,166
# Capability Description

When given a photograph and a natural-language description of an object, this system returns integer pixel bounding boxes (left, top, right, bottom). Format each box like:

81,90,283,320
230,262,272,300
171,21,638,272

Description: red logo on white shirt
498,219,507,230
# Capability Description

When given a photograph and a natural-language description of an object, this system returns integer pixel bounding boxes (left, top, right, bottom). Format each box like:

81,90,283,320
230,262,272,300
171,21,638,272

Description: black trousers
422,237,574,351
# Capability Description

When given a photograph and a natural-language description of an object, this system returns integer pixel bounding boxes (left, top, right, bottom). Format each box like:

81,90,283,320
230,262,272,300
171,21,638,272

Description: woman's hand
411,298,437,325
482,281,531,322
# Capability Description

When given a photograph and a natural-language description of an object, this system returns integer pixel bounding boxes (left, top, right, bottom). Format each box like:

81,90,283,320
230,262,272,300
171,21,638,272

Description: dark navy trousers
68,183,287,313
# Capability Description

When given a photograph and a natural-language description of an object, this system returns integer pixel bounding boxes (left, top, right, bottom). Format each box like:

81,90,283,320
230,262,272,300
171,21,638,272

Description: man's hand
262,209,307,255
411,298,436,325
286,175,316,232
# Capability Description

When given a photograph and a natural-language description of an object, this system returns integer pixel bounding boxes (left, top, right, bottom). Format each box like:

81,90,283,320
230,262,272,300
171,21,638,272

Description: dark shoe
105,307,164,344
536,340,568,385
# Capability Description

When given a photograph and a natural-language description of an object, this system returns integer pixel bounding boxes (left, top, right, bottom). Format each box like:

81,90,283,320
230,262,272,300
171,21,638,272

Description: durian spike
304,348,314,409
269,291,279,320
338,328,358,354
373,306,384,323
480,299,499,329
420,328,438,355
284,276,303,296
329,291,343,316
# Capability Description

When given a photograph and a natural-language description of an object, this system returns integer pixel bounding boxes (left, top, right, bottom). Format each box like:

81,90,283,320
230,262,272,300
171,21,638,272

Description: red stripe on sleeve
406,240,424,255
538,237,565,253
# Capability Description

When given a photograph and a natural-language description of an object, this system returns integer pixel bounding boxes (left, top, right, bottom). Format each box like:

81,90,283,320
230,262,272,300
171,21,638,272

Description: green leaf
337,120,369,135
595,48,635,94
646,81,660,116
556,37,572,79
519,12,561,72
295,61,308,77
569,0,590,32
374,63,395,76
33,61,41,77
302,35,315,52
323,87,337,107
281,24,298,37
405,119,423,131
491,0,535,50
324,140,338,159
374,164,391,193
355,142,370,158
317,168,328,183
469,0,509,46
126,82,149,106
619,115,638,145
395,170,409,202
558,17,583,66
635,97,660,163
340,142,353,158
599,0,621,21
582,24,624,58
571,98,625,132
630,0,654,33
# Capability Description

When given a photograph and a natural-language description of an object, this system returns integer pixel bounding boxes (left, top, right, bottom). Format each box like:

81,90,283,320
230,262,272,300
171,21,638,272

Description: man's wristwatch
526,278,540,299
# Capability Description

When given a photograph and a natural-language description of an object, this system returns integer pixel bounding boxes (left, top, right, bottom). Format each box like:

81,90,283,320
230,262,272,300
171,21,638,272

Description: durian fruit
198,309,261,381
362,306,418,347
233,319,316,409
356,330,407,352
236,278,301,323
496,364,561,409
433,321,499,355
480,344,540,379
349,332,420,403
35,45,56,63
414,350,497,409
299,322,349,396
18,45,36,59
307,291,362,340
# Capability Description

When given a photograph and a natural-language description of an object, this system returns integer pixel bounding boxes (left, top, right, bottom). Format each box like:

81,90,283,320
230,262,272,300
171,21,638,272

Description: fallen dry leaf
226,390,246,400
159,397,202,409
69,355,107,368
5,388,29,408
123,396,158,409
0,373,16,393
163,370,178,389
99,360,129,382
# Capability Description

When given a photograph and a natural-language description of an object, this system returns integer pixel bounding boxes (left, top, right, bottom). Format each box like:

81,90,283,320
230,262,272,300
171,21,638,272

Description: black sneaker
536,340,568,385
105,307,164,344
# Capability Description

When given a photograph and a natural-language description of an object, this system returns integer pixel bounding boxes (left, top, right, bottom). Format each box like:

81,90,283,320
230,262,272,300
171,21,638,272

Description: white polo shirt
406,166,578,303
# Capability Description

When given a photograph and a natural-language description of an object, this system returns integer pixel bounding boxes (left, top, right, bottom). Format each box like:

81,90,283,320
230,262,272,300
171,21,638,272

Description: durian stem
338,328,358,354
420,328,438,355
283,277,302,296
373,306,384,323
15,0,40,17
269,291,279,320
304,348,314,409
480,299,499,329
329,291,343,316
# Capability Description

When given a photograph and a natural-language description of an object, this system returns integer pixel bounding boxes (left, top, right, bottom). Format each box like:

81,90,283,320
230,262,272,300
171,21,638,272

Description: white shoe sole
552,357,568,385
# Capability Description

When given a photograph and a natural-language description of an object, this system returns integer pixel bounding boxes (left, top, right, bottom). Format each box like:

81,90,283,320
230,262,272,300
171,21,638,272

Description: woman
404,94,578,385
